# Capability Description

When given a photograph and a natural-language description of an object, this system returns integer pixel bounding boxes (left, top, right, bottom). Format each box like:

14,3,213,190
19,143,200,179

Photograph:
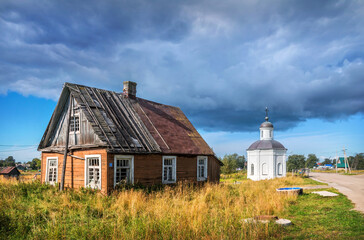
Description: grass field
0,174,363,239
311,169,364,175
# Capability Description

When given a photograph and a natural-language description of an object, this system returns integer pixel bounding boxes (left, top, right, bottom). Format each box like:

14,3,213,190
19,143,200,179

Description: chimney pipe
123,81,137,98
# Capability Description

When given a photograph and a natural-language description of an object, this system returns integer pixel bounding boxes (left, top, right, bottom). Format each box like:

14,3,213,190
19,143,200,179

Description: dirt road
310,172,364,213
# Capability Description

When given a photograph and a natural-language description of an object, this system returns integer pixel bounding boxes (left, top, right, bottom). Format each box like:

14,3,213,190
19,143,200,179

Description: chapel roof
247,139,286,151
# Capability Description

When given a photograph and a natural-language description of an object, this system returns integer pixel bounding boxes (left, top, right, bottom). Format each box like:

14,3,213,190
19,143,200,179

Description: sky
0,0,363,162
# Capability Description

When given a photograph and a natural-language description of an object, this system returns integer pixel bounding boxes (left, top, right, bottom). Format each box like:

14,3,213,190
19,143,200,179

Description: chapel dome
247,140,286,151
260,121,273,128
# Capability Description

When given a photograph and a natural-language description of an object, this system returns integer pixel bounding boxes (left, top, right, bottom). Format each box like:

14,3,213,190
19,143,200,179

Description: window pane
70,116,80,132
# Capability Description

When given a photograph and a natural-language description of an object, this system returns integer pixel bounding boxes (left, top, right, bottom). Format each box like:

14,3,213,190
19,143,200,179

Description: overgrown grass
280,188,364,239
1,176,362,239
0,177,308,239
220,171,247,183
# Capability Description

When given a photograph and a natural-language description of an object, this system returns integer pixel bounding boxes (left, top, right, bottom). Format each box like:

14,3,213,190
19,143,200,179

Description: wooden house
38,82,222,193
0,166,21,179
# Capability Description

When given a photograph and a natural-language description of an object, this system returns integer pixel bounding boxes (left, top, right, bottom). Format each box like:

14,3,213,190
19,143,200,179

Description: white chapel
247,108,287,181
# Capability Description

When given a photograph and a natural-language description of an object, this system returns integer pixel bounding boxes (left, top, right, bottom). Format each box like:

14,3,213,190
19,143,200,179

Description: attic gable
39,83,161,153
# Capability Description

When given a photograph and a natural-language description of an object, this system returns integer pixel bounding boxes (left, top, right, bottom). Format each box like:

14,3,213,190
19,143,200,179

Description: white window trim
197,156,208,181
114,155,134,187
45,157,58,185
162,156,177,184
84,154,102,190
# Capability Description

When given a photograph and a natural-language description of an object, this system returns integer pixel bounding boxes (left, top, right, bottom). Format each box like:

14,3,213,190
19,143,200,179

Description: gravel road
310,172,364,213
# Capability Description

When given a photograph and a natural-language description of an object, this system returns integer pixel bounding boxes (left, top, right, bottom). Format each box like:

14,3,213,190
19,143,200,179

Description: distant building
0,166,21,179
16,163,30,171
247,108,287,181
336,157,347,169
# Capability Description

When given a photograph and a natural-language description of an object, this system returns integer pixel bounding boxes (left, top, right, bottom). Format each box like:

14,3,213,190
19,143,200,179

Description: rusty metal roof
135,98,214,155
39,83,215,156
0,166,20,175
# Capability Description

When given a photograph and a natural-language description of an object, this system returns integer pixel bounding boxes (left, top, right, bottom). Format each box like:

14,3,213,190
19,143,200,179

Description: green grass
300,176,327,185
280,188,364,240
220,171,247,183
1,176,363,239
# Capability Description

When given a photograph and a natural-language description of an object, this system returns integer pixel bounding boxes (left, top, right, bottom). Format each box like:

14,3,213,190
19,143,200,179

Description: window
261,131,263,138
85,155,101,189
197,156,208,181
70,115,80,132
278,163,282,175
46,157,58,185
251,164,254,176
114,155,134,186
162,156,176,184
262,163,268,175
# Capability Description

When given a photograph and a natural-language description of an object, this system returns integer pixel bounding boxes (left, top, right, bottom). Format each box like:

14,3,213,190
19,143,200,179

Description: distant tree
26,158,41,170
306,154,319,168
0,156,16,167
287,155,306,172
220,153,244,174
351,153,364,170
237,155,246,169
28,158,41,170
322,158,333,165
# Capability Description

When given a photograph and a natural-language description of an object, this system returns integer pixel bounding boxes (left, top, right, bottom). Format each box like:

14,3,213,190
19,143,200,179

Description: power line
0,147,37,152
0,144,38,147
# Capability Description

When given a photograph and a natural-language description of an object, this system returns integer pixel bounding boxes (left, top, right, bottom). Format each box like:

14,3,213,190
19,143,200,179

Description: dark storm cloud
1,0,364,131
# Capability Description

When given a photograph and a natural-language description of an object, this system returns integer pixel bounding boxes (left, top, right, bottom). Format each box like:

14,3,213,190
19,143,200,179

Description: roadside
310,172,364,213
280,187,364,239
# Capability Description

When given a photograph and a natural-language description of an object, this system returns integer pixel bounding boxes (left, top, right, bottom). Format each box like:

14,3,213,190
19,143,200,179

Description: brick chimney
123,81,137,98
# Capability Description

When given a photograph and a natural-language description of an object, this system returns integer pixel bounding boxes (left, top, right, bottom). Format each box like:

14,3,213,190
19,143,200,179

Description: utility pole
60,94,73,191
335,151,338,173
343,147,351,174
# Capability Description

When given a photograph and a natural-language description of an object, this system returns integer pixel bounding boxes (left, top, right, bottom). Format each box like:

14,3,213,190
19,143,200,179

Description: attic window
70,115,80,132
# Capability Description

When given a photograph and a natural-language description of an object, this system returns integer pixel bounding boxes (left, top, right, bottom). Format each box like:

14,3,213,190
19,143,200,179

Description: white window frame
162,156,177,184
251,164,254,176
197,156,208,181
70,113,80,133
45,157,58,185
84,154,102,190
114,155,134,187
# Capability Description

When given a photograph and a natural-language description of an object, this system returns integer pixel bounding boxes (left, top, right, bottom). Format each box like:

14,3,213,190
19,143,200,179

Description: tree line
219,153,364,174
287,153,364,171
219,153,246,174
0,156,41,170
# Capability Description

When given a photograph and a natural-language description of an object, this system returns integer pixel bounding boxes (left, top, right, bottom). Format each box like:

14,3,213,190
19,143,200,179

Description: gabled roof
0,166,20,175
38,83,215,156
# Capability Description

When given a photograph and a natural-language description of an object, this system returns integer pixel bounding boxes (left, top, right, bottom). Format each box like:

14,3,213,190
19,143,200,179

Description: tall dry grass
0,176,307,239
